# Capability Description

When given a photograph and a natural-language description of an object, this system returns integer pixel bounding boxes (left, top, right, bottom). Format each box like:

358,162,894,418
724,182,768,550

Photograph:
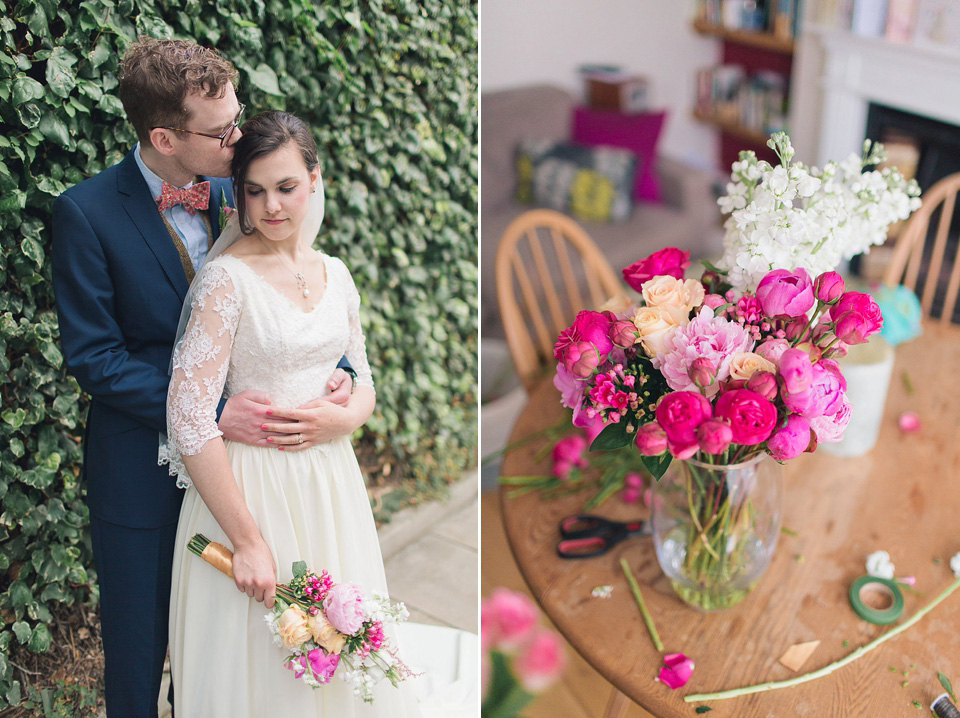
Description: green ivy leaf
4,679,20,706
45,47,77,98
0,190,27,213
16,103,41,129
11,76,44,106
96,94,125,116
246,63,281,96
27,623,50,653
2,408,26,428
20,235,44,269
11,622,30,644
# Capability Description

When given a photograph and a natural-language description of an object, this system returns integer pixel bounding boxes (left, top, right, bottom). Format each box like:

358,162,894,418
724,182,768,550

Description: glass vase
651,453,783,611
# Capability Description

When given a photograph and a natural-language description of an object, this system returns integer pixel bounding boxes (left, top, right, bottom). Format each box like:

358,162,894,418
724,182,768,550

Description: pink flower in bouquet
551,435,588,480
635,422,668,455
622,247,690,291
554,364,590,428
323,583,366,635
829,291,883,342
702,293,726,310
563,341,601,378
809,396,852,443
588,374,629,412
514,628,566,692
658,653,694,689
656,391,713,445
306,647,340,683
813,271,845,304
583,412,606,445
688,357,717,391
554,311,614,362
756,268,815,318
277,605,312,649
483,588,538,650
777,348,814,395
655,307,754,392
610,319,639,348
714,389,777,445
745,370,778,400
805,359,846,418
767,414,812,460
755,337,790,364
697,417,733,454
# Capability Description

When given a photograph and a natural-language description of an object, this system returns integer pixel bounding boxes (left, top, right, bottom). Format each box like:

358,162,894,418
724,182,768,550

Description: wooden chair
495,209,625,392
882,171,960,324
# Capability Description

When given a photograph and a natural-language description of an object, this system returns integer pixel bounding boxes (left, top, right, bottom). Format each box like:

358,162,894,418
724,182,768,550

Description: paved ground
153,470,478,716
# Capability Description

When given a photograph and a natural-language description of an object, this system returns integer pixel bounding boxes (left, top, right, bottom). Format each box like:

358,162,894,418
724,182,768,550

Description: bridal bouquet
188,534,413,702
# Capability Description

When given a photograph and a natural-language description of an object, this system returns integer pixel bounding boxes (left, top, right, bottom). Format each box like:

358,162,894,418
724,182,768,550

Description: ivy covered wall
0,0,477,707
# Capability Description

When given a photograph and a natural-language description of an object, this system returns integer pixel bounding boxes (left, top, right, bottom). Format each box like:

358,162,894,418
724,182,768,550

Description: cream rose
728,351,776,382
277,605,311,649
307,612,347,655
599,294,634,314
641,276,704,313
633,306,680,358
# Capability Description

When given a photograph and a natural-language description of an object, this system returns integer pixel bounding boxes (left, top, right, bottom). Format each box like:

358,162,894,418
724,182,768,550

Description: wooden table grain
499,320,960,718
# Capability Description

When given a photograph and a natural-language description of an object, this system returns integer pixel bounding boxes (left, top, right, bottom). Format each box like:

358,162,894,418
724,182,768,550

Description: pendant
303,288,310,298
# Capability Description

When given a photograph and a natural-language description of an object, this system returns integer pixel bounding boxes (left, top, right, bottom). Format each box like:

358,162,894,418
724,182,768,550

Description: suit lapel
116,152,191,300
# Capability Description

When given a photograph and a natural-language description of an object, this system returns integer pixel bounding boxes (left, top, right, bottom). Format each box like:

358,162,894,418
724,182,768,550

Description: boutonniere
218,188,236,232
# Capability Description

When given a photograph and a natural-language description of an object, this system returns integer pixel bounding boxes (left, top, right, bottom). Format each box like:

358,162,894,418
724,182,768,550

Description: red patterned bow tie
155,181,211,215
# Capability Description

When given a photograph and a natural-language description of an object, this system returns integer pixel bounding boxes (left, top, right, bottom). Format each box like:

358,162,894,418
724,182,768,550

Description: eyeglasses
153,104,246,148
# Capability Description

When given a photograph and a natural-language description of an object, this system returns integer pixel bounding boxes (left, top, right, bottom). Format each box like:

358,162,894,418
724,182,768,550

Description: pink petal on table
659,652,694,689
899,411,921,432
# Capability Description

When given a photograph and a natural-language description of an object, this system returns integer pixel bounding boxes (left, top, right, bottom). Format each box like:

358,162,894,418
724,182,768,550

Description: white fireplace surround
812,27,960,166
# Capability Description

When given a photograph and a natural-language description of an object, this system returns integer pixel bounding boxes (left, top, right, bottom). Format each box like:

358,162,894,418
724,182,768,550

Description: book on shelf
851,0,890,35
884,0,919,41
695,64,787,135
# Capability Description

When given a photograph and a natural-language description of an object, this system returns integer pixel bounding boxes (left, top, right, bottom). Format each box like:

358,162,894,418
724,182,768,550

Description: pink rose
697,418,733,455
813,271,845,303
756,268,815,317
767,415,812,460
514,628,566,692
322,583,366,635
482,588,538,650
777,348,813,395
622,247,690,292
659,653,694,690
634,422,668,455
714,389,777,445
655,391,713,445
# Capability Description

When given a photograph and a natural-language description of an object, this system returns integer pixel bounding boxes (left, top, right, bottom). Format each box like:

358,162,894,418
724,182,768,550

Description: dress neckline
217,252,329,314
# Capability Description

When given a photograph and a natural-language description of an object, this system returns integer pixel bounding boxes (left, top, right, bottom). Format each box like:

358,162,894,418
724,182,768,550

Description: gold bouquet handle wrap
188,534,234,579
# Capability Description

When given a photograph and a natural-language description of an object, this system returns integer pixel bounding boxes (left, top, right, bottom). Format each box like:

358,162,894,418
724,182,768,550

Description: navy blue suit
52,150,232,716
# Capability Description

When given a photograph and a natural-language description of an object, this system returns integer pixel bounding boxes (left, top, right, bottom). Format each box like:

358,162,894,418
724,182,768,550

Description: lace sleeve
338,259,374,391
158,263,242,488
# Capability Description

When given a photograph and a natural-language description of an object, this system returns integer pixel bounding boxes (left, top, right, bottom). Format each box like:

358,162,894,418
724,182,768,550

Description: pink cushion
572,107,667,203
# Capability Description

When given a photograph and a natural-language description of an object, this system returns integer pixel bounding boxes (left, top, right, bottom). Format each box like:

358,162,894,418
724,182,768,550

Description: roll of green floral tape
848,575,904,625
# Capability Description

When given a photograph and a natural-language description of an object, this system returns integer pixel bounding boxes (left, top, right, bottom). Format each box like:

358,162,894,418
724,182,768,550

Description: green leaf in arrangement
642,452,672,481
590,421,633,451
940,671,957,704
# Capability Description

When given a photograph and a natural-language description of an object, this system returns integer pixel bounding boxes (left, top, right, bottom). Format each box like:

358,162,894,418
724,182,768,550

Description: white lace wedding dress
161,252,423,717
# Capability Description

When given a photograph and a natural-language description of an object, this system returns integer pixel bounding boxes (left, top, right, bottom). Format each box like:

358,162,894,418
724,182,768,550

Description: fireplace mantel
812,26,960,166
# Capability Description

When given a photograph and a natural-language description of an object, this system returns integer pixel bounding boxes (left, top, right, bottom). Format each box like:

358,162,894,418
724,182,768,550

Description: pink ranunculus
514,628,566,693
746,370,778,401
634,422,668,455
482,588,538,650
610,319,639,348
829,291,884,342
809,396,851,443
697,417,733,455
322,583,366,635
564,341,600,378
714,389,777,445
756,268,815,318
813,271,845,304
306,647,340,684
755,338,790,364
767,415,812,460
777,348,814,395
655,391,713,445
659,653,695,689
621,247,690,292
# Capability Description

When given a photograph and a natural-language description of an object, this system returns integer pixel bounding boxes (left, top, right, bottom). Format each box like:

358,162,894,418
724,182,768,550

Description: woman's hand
231,536,277,608
261,386,375,451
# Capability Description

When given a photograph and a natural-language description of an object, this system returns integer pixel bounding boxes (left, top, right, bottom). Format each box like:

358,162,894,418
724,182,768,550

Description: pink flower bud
659,653,694,689
778,348,813,395
634,422,668,455
755,338,789,364
621,486,641,504
610,320,639,348
784,317,809,342
624,472,644,488
702,293,726,310
745,370,778,400
833,312,868,344
514,628,566,692
564,341,600,378
697,417,733,454
898,411,921,432
482,588,538,650
688,357,717,390
813,271,845,303
767,414,812,461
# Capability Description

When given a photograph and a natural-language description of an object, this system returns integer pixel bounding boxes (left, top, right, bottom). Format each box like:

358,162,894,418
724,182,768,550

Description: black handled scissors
556,515,651,559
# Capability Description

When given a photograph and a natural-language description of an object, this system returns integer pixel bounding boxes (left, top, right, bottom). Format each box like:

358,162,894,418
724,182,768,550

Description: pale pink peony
653,307,754,392
808,396,851,443
514,629,566,692
756,268,815,318
322,583,366,635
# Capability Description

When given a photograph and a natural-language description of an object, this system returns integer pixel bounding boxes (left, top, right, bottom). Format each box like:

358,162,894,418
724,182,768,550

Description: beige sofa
480,84,723,340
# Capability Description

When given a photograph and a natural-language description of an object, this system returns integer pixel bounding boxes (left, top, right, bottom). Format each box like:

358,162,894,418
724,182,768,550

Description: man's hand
218,390,274,445
260,400,359,450
231,537,277,609
325,368,353,407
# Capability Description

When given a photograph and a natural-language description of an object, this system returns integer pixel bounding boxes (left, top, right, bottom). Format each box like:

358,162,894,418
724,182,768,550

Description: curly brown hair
118,37,239,144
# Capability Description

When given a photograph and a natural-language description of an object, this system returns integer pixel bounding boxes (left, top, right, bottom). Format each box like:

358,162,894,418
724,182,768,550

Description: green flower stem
620,557,664,652
684,575,960,703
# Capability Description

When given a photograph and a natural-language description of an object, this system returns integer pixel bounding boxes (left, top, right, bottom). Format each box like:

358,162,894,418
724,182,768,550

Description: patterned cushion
514,139,636,222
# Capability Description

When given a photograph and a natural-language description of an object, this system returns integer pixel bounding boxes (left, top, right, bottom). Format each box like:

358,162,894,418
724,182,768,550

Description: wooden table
499,320,960,718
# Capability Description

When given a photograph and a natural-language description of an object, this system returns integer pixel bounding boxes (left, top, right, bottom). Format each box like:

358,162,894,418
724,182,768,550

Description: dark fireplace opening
856,103,960,323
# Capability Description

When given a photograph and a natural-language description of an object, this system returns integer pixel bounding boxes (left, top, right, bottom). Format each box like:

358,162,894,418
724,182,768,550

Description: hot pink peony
756,268,815,318
514,628,567,692
622,247,690,292
767,414,812,460
714,389,777,445
306,647,340,683
655,391,713,446
554,311,615,374
322,583,366,635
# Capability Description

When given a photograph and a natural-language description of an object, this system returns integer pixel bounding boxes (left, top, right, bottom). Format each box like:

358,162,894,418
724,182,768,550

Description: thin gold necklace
256,235,310,298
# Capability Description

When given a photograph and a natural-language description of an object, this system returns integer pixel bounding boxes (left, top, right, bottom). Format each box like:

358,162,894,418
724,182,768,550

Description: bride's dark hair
231,110,320,235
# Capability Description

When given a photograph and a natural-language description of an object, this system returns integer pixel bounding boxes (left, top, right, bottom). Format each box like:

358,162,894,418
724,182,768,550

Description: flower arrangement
188,534,413,703
715,132,920,294
481,588,565,718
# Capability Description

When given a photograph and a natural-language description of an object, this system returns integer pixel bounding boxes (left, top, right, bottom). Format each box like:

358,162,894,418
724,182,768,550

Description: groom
52,38,353,717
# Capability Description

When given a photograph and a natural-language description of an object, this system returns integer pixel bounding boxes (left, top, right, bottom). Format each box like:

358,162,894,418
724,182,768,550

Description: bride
161,110,421,715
